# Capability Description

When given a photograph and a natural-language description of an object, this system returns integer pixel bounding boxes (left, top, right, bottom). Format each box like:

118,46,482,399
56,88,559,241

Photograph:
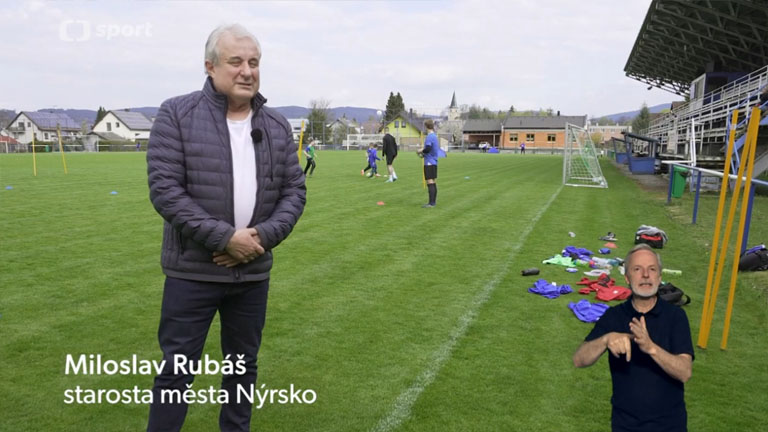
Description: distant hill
0,109,16,129
598,102,678,123
328,106,380,122
274,106,309,119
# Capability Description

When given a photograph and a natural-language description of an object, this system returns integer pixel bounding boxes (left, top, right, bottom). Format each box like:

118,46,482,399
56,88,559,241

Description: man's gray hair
624,243,662,270
204,24,261,69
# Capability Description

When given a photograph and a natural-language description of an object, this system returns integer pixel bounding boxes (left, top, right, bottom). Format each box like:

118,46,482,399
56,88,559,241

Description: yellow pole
720,107,761,350
56,125,68,174
697,110,738,348
31,133,38,176
297,120,305,159
699,119,752,347
420,131,426,189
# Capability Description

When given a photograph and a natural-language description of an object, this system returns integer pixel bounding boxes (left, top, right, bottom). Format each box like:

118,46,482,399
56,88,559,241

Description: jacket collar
623,294,662,317
202,76,267,114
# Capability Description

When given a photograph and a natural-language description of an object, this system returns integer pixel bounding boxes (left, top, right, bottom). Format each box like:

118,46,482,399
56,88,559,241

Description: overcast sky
1,0,680,117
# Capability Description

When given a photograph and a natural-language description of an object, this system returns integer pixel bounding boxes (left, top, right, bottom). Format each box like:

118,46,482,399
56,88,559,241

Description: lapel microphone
251,129,263,145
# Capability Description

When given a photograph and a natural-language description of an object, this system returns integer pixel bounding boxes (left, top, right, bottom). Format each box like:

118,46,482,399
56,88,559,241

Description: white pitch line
370,185,564,432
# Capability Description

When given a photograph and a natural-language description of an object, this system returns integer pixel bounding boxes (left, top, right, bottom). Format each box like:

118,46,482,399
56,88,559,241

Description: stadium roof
624,0,768,95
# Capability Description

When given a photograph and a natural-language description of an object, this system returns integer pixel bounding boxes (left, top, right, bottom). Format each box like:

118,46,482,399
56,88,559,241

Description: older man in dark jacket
146,23,305,432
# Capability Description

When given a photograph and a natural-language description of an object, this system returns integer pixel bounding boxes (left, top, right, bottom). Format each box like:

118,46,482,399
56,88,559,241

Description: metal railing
646,65,768,158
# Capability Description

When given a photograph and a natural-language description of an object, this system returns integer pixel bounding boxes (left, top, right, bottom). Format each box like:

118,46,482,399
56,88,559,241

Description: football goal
343,134,383,150
563,123,608,188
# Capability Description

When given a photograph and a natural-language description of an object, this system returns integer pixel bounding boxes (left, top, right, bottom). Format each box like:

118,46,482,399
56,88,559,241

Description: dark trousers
303,158,316,175
147,277,269,432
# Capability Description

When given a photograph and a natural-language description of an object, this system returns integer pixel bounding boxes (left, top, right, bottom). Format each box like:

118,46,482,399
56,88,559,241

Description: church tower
447,91,459,121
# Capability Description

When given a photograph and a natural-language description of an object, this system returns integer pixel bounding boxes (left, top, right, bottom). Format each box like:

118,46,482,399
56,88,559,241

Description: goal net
343,134,383,150
563,123,608,188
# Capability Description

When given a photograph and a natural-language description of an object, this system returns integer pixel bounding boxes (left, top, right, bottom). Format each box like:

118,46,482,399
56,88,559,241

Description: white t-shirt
227,111,257,229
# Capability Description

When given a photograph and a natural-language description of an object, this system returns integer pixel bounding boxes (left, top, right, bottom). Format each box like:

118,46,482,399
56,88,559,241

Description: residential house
6,111,81,144
587,123,632,146
463,115,587,150
328,116,360,146
360,119,382,134
502,115,587,150
82,131,132,152
92,110,153,142
287,118,308,143
462,119,504,147
328,116,360,135
0,134,22,153
381,112,428,147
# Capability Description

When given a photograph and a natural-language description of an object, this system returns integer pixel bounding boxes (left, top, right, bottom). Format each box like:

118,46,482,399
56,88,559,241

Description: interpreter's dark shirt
586,296,694,431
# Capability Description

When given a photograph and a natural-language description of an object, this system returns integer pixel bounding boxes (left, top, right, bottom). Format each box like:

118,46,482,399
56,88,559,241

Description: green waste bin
672,166,688,198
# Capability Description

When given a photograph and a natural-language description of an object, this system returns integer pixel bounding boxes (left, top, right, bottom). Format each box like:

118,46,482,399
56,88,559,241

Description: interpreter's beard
630,280,659,299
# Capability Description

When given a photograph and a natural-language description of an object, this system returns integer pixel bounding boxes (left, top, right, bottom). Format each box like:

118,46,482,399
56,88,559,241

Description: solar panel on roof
25,112,80,129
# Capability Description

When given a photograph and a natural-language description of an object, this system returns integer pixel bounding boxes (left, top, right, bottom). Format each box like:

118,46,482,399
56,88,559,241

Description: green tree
383,92,405,123
464,104,497,120
306,99,333,143
593,116,613,126
590,132,604,147
95,106,107,124
631,103,651,134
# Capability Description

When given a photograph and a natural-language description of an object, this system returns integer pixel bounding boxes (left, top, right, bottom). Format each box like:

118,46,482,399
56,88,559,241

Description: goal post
343,133,383,150
563,123,608,188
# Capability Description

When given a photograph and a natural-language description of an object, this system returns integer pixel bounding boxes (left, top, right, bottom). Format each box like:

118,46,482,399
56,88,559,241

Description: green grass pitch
1,151,766,431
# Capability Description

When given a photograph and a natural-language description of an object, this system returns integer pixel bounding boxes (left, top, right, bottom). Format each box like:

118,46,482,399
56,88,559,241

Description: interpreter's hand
630,316,658,356
224,228,265,261
605,332,633,362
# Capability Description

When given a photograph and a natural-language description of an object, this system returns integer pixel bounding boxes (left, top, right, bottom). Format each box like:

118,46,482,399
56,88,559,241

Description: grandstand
624,0,768,171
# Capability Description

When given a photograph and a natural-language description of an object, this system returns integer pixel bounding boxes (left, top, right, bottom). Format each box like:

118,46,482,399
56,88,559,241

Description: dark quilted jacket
147,78,306,282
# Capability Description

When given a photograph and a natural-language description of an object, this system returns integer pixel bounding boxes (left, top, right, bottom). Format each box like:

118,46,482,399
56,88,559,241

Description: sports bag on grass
634,225,668,249
738,245,768,272
635,233,664,249
658,282,690,306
